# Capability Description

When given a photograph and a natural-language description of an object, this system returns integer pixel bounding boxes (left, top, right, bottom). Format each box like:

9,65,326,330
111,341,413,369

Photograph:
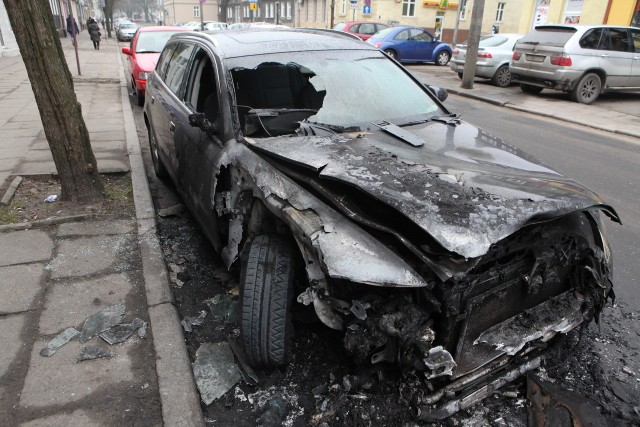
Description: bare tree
4,0,104,203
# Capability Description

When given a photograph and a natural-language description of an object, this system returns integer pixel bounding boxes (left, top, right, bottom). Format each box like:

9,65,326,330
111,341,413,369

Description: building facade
162,0,221,25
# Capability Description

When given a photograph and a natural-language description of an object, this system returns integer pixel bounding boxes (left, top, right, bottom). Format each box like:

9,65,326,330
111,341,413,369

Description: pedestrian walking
88,18,101,50
66,15,79,46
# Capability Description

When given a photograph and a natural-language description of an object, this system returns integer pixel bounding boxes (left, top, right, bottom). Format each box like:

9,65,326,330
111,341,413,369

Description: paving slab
49,234,135,279
19,339,134,408
0,263,46,313
38,273,132,335
0,229,53,267
57,219,135,237
19,409,101,427
0,314,27,377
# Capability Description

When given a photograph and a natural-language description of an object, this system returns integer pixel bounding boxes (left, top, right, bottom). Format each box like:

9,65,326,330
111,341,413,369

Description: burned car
143,29,619,419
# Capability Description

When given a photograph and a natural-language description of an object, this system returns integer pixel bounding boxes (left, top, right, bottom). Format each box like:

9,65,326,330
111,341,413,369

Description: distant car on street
511,24,640,104
450,33,523,87
367,26,452,65
116,22,138,41
121,26,189,106
333,21,389,41
204,21,229,31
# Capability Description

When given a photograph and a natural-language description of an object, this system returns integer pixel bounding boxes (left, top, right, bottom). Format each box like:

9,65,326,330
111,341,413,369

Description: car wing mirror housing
426,85,448,102
189,113,221,136
121,47,131,55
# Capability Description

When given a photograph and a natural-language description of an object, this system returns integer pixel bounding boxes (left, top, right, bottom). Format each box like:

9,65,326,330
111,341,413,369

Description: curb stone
117,45,205,425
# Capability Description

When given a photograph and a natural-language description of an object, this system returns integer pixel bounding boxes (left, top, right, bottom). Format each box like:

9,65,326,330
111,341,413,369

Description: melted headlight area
299,211,613,418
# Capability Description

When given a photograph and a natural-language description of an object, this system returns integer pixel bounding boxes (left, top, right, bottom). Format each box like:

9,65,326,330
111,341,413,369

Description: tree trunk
4,0,104,203
461,0,485,89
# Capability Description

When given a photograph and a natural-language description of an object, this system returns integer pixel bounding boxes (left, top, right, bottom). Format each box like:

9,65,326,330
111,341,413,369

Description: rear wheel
148,128,168,178
384,49,397,60
520,83,544,95
435,51,451,66
241,234,296,368
570,72,601,104
491,65,511,88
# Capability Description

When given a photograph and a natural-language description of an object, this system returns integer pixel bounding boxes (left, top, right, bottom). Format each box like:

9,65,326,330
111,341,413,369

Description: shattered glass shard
181,310,208,333
77,345,114,362
79,303,126,342
99,318,145,345
192,342,241,405
40,327,80,357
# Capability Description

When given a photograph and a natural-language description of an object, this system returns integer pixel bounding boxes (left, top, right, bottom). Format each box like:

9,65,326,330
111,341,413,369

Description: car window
631,29,640,53
359,23,377,35
394,30,410,41
600,28,633,52
375,27,395,39
579,28,603,49
520,26,576,47
479,35,508,47
333,23,346,31
375,24,389,32
411,29,432,42
185,48,222,130
164,43,196,96
136,31,181,53
156,43,177,80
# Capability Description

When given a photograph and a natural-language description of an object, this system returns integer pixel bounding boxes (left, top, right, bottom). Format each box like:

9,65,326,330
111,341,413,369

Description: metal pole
200,1,204,31
460,0,484,89
452,0,462,46
330,0,335,29
66,0,81,76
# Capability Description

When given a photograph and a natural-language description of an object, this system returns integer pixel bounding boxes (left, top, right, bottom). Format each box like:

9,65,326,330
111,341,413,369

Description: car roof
174,28,377,58
138,26,187,32
344,21,387,25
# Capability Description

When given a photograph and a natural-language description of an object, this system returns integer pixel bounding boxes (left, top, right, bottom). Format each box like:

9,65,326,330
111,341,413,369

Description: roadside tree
4,0,104,203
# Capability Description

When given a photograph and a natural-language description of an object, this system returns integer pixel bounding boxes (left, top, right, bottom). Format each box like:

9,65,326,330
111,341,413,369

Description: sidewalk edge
117,50,205,426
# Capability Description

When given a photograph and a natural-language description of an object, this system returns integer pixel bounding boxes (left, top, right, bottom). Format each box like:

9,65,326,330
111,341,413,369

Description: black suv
144,29,617,420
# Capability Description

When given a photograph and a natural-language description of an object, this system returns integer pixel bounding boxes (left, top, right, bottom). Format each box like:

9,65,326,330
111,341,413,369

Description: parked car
182,21,203,31
367,26,452,65
144,28,617,420
121,26,189,106
333,21,389,41
228,22,250,30
511,24,640,104
450,33,523,87
116,22,138,41
204,21,229,31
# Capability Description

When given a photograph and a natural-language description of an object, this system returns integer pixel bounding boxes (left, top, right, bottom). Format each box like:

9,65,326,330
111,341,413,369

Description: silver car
510,25,640,104
116,22,138,41
450,33,523,87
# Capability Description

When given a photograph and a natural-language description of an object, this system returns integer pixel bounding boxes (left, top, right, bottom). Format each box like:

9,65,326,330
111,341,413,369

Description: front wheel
570,72,601,104
520,83,544,95
435,51,451,66
491,65,511,88
241,234,296,368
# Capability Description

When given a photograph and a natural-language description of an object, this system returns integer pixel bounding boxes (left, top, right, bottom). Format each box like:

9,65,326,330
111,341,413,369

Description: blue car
367,26,452,65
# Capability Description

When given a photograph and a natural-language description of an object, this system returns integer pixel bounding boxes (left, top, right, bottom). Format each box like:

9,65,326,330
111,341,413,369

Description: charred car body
143,29,619,419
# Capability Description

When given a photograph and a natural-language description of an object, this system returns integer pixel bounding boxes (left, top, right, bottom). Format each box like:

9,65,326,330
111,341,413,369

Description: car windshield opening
136,31,181,53
228,51,443,137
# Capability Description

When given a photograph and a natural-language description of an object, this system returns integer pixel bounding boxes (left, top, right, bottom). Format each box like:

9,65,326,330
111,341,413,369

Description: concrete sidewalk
406,66,640,139
0,32,203,425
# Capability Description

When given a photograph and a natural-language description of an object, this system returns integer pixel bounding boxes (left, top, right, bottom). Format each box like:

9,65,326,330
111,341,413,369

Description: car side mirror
189,113,221,136
426,85,448,102
121,47,131,55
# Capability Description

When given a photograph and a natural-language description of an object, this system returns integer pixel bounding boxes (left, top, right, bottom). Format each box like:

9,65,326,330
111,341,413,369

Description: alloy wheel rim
581,79,597,101
497,68,510,86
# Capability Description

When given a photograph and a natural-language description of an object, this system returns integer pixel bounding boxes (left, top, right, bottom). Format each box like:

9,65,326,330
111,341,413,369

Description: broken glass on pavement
77,345,114,362
181,310,207,333
79,303,126,342
99,318,145,345
204,294,239,325
40,327,80,357
192,342,241,405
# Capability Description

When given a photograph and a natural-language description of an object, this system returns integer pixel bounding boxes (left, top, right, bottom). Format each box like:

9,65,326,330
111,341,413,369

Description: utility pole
452,0,463,46
330,0,335,29
66,0,81,76
200,0,205,30
460,0,484,89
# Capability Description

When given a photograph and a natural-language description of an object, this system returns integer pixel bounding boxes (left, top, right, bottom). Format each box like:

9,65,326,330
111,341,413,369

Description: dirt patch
0,173,135,224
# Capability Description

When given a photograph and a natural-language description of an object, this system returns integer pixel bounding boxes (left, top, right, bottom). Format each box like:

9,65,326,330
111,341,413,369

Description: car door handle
169,122,176,133
600,54,609,58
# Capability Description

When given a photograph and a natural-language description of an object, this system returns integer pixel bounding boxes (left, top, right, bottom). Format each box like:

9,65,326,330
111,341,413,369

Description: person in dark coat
88,18,101,50
66,15,79,46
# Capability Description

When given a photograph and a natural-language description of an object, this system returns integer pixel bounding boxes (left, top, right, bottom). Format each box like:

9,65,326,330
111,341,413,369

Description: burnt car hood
246,120,619,259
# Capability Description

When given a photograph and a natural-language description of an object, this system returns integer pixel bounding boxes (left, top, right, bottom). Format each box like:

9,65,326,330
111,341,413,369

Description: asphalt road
442,94,640,311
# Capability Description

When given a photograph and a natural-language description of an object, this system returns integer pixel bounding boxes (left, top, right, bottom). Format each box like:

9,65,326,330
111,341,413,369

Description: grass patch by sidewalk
0,173,135,225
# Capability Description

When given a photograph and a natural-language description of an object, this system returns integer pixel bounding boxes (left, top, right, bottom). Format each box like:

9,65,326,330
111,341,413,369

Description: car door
597,27,633,87
152,41,196,178
179,46,226,235
393,29,414,60
629,28,640,87
410,28,437,62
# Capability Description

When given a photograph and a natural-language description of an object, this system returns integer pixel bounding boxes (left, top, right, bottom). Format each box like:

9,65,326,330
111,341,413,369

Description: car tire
384,49,397,60
520,83,543,95
570,72,601,104
435,51,451,66
491,65,511,88
136,91,145,107
241,234,296,368
148,128,168,178
457,72,463,80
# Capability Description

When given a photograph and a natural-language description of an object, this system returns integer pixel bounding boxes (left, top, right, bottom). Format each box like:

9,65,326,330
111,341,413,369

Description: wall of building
164,0,220,25
606,0,636,25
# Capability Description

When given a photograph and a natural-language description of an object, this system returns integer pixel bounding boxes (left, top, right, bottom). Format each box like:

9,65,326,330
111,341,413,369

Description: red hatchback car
333,21,389,41
122,26,190,106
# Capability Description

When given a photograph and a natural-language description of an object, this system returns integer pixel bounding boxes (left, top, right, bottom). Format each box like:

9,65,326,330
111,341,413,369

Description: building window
496,2,505,22
194,5,200,17
341,0,346,15
270,3,274,18
281,2,286,17
286,2,291,19
402,0,415,17
459,0,467,20
257,5,261,17
227,7,232,18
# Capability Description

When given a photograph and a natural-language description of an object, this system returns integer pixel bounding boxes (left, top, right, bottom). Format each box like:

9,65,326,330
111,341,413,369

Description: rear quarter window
519,26,577,47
